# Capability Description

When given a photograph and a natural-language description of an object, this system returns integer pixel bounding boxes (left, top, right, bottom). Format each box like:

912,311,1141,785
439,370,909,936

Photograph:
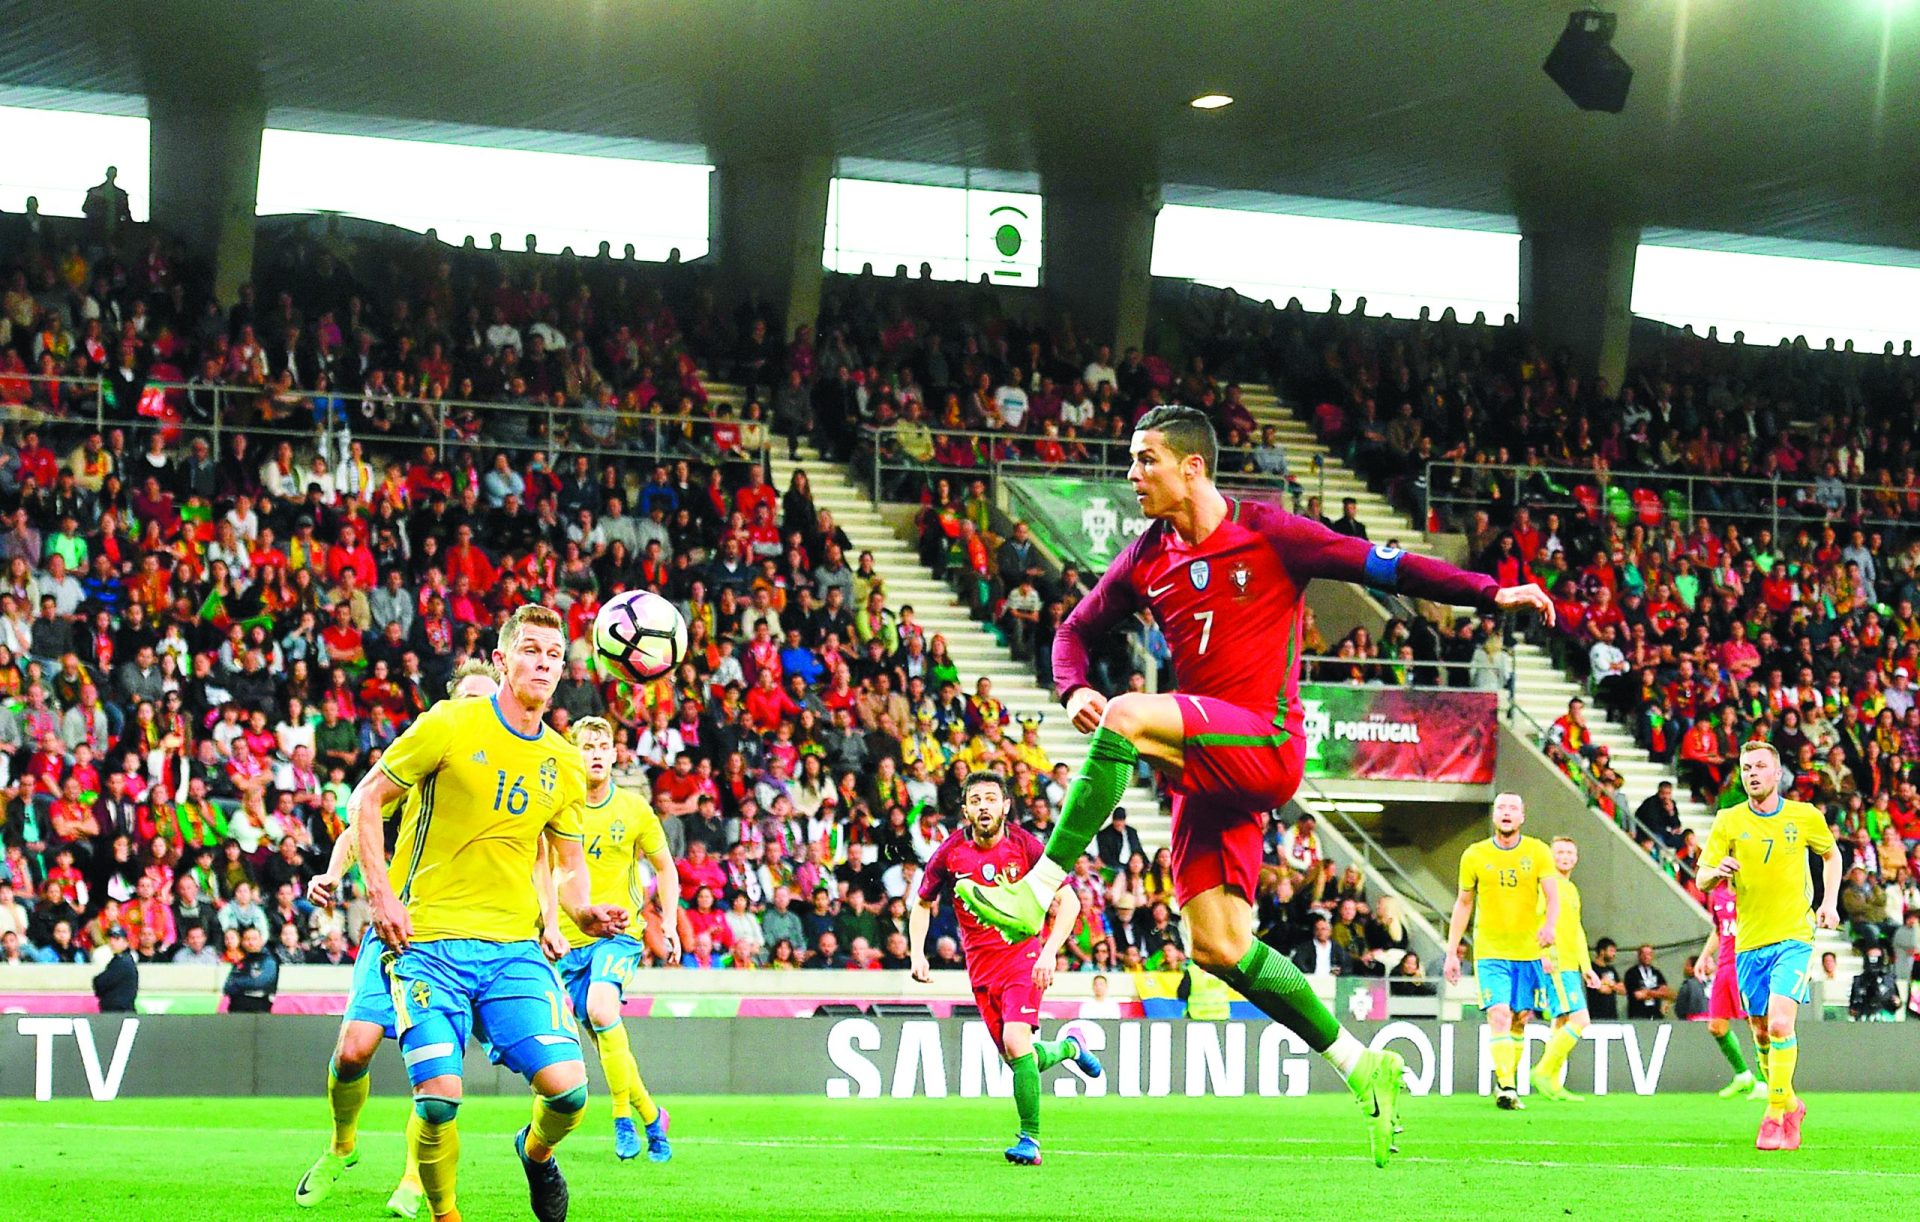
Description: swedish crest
538,757,559,793
1190,560,1211,590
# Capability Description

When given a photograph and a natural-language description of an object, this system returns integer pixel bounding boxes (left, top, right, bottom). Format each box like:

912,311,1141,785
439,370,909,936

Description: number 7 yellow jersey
379,695,587,944
1702,799,1834,952
1458,835,1555,961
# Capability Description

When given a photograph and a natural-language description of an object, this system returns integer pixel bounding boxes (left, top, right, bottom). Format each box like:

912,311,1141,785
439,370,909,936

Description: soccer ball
591,590,687,682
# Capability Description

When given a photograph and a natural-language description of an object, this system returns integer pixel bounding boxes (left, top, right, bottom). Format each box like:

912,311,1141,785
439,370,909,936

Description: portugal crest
1231,561,1252,592
1190,560,1211,591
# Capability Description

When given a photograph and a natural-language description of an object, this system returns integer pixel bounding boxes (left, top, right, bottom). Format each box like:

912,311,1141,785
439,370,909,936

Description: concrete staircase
1245,389,1859,974
740,423,1170,853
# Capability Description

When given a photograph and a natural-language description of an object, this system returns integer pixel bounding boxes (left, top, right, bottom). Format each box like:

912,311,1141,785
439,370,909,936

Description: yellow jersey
1543,874,1591,974
1458,835,1555,961
379,695,586,943
557,787,667,950
1702,798,1835,951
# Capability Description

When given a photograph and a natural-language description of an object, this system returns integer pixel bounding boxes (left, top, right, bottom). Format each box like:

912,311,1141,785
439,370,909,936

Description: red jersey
920,825,1045,987
1708,883,1738,962
1053,498,1498,734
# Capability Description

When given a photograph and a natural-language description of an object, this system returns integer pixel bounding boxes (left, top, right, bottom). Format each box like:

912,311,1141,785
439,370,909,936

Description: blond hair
570,716,614,747
452,657,501,685
497,604,564,656
1738,740,1781,765
1551,835,1578,848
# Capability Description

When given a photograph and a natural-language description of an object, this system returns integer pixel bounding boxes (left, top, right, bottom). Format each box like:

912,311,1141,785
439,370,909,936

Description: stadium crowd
1186,288,1920,980
0,194,1423,989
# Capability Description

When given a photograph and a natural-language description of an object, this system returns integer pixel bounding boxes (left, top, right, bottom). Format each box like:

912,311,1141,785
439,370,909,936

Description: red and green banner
1300,683,1498,783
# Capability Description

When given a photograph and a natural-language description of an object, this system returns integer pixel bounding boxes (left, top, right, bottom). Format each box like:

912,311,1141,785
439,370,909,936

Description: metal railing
854,421,1323,511
1293,776,1453,932
0,373,772,474
1424,458,1920,544
1294,652,1514,703
1506,699,1692,872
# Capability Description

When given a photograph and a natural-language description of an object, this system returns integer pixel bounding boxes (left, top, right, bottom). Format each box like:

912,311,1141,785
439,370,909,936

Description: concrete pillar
147,87,266,307
711,154,832,337
1518,220,1640,392
1041,178,1161,356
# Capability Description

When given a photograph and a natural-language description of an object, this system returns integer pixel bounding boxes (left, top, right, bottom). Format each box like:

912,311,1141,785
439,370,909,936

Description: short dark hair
1134,405,1217,478
962,770,1009,800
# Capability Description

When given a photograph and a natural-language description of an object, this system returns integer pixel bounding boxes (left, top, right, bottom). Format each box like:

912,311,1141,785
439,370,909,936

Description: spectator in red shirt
445,523,496,590
326,523,376,588
319,603,366,671
653,752,703,817
1716,621,1761,684
733,464,778,523
744,667,799,732
676,845,727,903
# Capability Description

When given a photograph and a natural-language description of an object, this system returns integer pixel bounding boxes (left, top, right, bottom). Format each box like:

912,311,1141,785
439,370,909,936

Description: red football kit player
957,405,1554,1167
910,772,1100,1166
1695,882,1770,1099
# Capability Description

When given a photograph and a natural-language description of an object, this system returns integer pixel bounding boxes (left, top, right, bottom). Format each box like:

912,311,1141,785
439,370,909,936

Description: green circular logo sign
995,224,1023,257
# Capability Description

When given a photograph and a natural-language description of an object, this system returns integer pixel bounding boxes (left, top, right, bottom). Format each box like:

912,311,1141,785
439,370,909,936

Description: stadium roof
5,0,1920,247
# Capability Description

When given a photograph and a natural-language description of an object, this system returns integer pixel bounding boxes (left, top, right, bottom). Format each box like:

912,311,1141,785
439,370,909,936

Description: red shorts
1168,695,1307,907
1707,956,1746,1021
972,978,1043,1054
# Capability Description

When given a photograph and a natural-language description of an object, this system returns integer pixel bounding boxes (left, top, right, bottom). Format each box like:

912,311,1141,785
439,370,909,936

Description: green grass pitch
1,1093,1910,1220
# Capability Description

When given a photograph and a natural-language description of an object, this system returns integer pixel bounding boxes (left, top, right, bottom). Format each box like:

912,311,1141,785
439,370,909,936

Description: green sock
1033,1037,1074,1073
1219,940,1341,1052
1043,726,1137,872
1713,1029,1749,1075
1009,1052,1041,1138
1750,1034,1769,1084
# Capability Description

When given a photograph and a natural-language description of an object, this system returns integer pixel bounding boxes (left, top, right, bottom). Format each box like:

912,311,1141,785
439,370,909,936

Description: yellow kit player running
1531,836,1598,1102
1443,792,1560,1111
552,717,680,1163
1696,742,1840,1152
358,606,628,1222
296,662,499,1218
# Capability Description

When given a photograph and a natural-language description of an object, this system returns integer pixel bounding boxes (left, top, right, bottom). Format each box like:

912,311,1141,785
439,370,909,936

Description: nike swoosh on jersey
1146,582,1175,597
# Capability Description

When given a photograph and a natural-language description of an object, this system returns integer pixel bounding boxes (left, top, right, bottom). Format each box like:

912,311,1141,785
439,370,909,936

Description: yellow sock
596,1023,636,1121
327,1066,372,1156
1766,1035,1798,1116
625,1050,659,1126
407,1107,459,1218
1491,1034,1520,1089
400,1142,422,1193
1534,1026,1580,1084
527,1086,587,1161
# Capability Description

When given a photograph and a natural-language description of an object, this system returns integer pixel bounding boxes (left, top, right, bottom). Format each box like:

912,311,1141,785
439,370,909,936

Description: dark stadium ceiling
5,0,1920,247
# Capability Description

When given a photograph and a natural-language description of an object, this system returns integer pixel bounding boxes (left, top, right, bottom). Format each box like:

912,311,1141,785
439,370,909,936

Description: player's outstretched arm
1694,927,1718,981
1032,885,1081,991
908,899,935,983
352,768,410,950
1442,886,1474,983
1816,845,1842,928
1260,503,1554,624
308,815,359,908
1050,535,1144,713
1536,873,1561,972
548,830,628,938
533,840,568,961
648,845,681,960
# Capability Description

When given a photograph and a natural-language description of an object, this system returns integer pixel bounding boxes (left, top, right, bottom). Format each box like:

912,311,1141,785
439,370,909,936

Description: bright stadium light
1189,94,1235,110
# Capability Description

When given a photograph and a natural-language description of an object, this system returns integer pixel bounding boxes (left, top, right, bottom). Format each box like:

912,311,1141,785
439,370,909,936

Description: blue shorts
391,939,583,1087
1736,940,1812,1015
343,927,399,1039
1544,968,1587,1019
1476,958,1548,1014
557,935,645,1030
